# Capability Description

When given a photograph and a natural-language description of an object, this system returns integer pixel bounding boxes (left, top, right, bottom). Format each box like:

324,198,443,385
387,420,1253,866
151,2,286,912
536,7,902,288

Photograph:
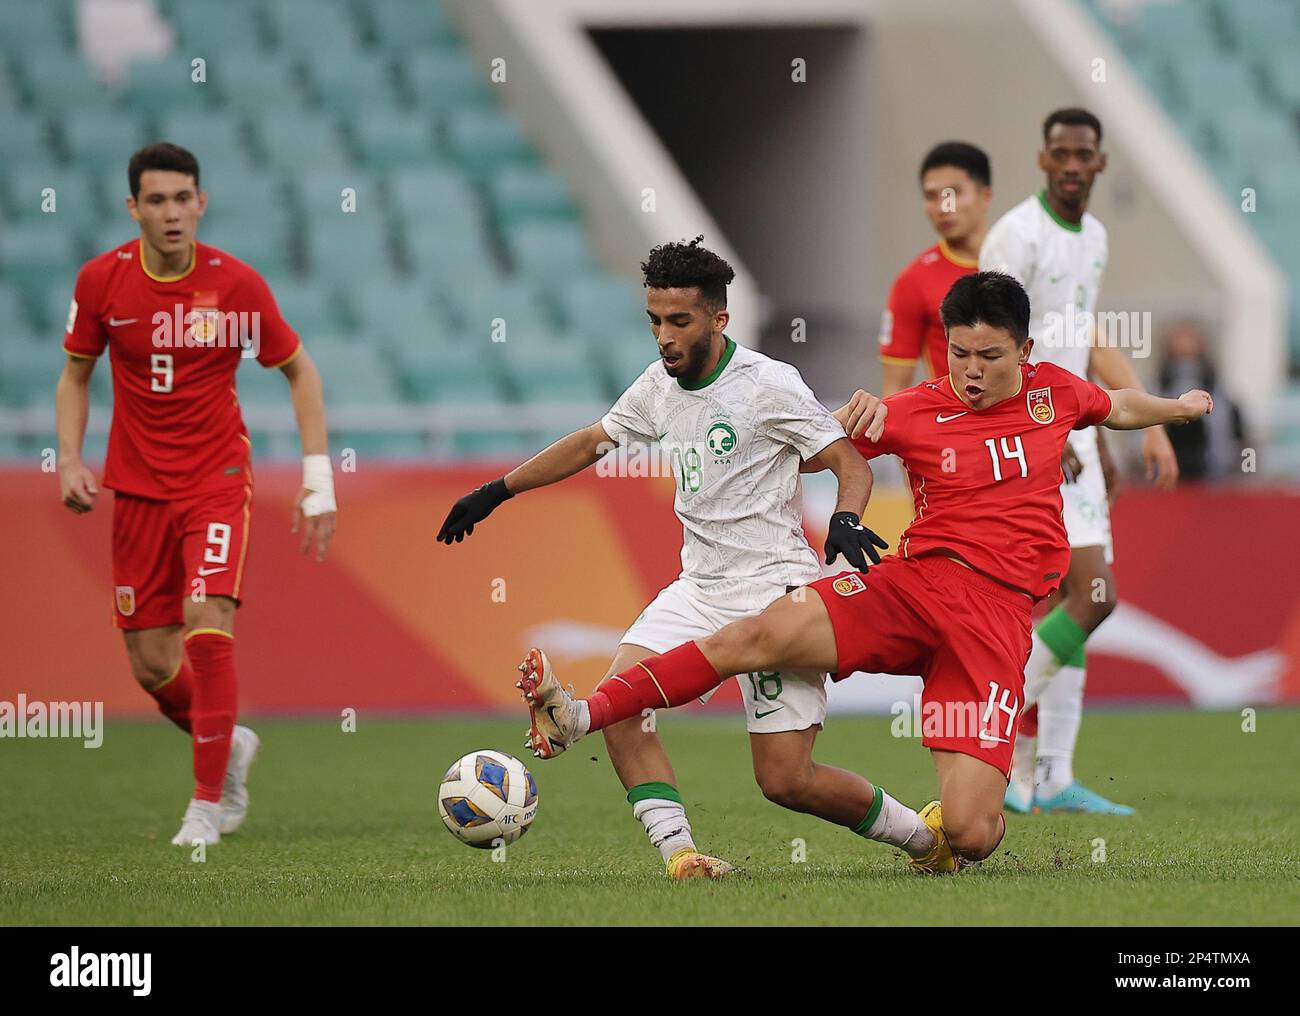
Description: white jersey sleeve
756,363,846,461
980,212,1037,289
601,367,659,445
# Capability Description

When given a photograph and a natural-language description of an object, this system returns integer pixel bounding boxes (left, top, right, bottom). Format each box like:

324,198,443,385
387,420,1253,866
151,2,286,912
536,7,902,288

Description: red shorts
809,554,1033,776
111,484,253,630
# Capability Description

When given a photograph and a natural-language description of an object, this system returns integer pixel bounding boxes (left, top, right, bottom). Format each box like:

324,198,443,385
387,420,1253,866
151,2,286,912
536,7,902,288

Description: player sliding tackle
440,237,912,880
517,271,1212,872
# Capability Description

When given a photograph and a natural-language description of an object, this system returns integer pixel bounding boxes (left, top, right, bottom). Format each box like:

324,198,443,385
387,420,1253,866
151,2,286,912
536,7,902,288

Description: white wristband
301,454,336,516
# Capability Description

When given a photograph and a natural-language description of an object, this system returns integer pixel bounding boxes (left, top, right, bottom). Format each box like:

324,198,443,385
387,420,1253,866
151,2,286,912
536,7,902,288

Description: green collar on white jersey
678,334,737,391
1037,189,1084,233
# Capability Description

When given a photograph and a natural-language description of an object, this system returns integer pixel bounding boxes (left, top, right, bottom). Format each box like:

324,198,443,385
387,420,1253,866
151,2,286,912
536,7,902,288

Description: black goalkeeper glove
437,477,513,544
824,512,888,571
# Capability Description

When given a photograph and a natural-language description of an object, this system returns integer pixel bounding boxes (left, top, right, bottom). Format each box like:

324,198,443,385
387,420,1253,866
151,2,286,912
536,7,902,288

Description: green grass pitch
3,709,1298,925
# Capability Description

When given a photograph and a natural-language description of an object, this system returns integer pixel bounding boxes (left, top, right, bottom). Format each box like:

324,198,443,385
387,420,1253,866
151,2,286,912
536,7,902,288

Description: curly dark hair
640,235,735,311
940,271,1031,346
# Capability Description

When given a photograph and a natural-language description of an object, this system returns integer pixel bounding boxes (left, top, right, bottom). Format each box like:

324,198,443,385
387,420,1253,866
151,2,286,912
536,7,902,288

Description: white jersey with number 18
601,336,846,609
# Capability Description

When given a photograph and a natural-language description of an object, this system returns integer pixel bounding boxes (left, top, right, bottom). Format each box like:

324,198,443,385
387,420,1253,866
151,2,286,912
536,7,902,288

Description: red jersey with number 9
854,361,1112,600
63,239,301,500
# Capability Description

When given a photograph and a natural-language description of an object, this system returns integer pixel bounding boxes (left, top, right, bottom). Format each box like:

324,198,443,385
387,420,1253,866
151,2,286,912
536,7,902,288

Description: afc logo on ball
832,574,867,596
1026,386,1056,425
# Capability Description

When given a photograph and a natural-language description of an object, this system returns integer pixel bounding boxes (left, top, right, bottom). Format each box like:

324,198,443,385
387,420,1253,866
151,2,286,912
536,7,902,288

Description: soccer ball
437,749,538,848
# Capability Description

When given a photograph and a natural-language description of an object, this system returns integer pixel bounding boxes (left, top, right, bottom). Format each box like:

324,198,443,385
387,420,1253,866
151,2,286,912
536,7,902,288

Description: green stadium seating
402,49,493,111
0,223,83,290
169,0,265,53
260,275,352,339
349,281,446,346
20,53,114,111
125,58,214,114
261,0,362,57
0,6,69,59
61,111,149,169
444,278,552,336
216,56,308,112
506,220,595,282
445,108,534,174
351,111,440,171
0,284,33,332
308,57,399,114
365,0,458,52
154,111,254,169
554,276,646,334
198,221,294,276
488,165,578,224
0,342,62,408
0,116,55,170
303,214,397,284
256,112,351,169
4,167,103,226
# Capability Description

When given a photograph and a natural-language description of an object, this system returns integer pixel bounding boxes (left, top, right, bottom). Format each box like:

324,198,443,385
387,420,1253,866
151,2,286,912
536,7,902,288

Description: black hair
128,143,201,198
640,235,735,311
940,271,1031,346
919,141,991,188
1042,107,1103,146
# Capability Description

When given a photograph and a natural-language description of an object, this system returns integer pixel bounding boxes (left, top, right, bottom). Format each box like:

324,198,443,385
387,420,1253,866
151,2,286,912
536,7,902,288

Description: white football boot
516,648,583,759
219,725,261,835
170,799,222,846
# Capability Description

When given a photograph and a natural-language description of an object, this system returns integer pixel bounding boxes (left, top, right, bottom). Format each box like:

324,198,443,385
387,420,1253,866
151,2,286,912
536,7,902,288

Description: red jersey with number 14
63,239,301,501
854,361,1112,600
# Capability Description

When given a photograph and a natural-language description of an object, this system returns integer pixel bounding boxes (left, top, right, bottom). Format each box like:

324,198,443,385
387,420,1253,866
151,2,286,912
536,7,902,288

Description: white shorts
1061,427,1113,563
619,577,828,734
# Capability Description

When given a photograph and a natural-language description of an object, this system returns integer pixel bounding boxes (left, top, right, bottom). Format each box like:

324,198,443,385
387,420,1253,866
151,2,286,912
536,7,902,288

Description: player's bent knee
755,767,813,811
944,811,1002,862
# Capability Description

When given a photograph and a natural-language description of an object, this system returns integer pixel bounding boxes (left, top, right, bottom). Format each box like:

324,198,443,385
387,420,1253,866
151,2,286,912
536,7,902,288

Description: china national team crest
115,585,136,617
832,573,868,596
1026,386,1055,425
187,291,221,345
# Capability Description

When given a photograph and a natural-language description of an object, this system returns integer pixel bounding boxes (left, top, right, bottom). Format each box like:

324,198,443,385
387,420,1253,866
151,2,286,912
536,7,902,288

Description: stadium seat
554,276,646,334
303,215,398,285
217,56,309,113
444,278,553,336
0,283,35,333
309,343,401,404
329,430,430,456
169,0,265,54
402,226,501,281
61,111,150,169
349,281,447,347
308,57,399,114
365,0,458,52
124,57,214,114
293,166,380,223
257,113,351,170
199,222,294,277
0,4,68,59
488,165,579,224
19,52,115,111
260,275,352,340
1218,0,1300,54
153,111,254,170
401,49,494,111
445,108,535,174
505,220,595,282
261,0,363,57
383,165,479,218
0,342,63,408
0,223,83,291
0,116,55,169
3,167,103,226
351,112,440,171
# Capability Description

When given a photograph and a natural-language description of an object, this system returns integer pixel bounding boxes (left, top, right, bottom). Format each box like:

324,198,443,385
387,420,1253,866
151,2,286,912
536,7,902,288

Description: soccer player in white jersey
437,238,943,880
980,108,1179,815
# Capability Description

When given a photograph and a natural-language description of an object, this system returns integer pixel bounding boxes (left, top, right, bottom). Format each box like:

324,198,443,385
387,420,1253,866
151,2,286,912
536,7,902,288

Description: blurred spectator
1154,321,1246,480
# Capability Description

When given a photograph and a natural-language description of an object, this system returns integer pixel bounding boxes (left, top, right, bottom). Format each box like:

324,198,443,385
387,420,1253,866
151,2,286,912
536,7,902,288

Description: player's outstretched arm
437,421,613,544
1102,388,1213,431
55,355,99,515
816,438,889,571
1091,343,1179,489
281,349,336,561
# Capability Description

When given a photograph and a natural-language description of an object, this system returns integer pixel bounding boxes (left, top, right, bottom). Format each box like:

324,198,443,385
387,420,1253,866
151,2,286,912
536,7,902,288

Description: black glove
824,512,888,571
437,477,513,544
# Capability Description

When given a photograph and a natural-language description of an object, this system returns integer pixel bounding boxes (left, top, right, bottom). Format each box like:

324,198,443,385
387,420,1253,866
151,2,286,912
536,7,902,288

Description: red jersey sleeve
850,391,908,461
240,268,302,368
63,262,107,359
1064,371,1113,429
878,264,926,365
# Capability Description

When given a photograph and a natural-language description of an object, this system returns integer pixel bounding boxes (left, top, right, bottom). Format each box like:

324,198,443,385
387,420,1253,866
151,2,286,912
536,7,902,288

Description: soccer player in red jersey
516,272,1212,872
879,142,992,396
55,144,337,847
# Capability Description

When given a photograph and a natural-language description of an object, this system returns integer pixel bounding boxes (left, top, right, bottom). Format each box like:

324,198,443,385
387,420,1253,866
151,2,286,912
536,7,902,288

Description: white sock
632,798,696,862
573,700,591,739
1008,733,1036,803
1035,663,1084,798
858,788,935,859
1022,630,1065,707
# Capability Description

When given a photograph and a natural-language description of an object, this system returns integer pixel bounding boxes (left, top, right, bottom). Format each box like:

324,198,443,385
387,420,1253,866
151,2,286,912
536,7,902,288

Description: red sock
1020,704,1039,739
186,630,238,803
149,658,193,733
587,642,720,732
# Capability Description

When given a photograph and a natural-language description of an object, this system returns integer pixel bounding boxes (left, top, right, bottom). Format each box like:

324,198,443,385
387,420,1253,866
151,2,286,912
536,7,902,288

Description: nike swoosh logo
108,317,138,326
754,706,784,719
977,730,1010,744
195,734,226,744
935,412,968,423
196,566,228,577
